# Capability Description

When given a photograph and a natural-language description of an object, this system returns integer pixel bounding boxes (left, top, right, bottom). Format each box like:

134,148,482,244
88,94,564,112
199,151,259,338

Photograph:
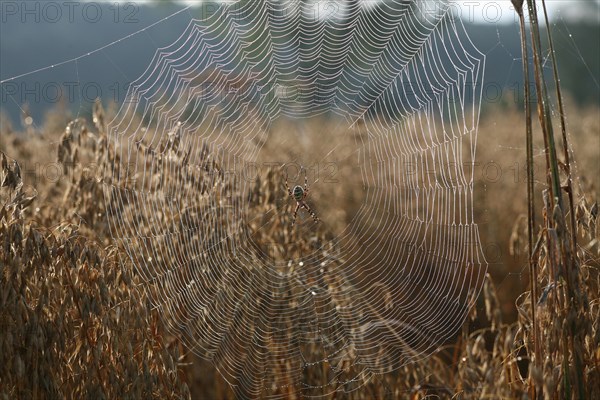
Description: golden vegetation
1,3,598,395
1,92,598,398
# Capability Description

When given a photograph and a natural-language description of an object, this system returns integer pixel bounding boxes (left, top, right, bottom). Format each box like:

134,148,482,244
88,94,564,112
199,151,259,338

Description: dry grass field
1,89,598,398
1,2,599,393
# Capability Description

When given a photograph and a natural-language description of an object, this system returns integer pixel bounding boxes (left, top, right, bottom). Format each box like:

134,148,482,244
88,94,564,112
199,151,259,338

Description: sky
1,0,597,125
447,0,600,24
115,0,600,24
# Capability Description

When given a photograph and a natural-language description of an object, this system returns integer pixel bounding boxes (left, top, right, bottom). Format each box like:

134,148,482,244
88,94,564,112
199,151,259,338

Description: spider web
104,0,487,397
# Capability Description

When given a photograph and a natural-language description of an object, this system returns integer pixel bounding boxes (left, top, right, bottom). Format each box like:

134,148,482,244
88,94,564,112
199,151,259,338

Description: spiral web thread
104,0,487,397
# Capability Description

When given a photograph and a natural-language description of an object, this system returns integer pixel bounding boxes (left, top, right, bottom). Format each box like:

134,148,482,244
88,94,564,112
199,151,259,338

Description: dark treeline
0,1,597,126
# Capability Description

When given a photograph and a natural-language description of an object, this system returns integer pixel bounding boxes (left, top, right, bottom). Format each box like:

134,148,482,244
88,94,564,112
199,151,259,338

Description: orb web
104,0,487,397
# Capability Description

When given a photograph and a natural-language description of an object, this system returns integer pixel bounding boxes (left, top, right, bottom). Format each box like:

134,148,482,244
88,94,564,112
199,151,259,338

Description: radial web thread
104,1,487,397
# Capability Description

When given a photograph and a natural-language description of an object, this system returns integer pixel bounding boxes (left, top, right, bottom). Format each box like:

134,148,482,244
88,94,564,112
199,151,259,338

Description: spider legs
285,166,318,226
300,201,319,224
303,170,309,196
285,174,293,197
291,204,300,226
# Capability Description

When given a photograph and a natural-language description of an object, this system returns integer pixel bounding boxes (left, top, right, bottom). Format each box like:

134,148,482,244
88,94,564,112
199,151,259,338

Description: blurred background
1,1,598,398
1,0,599,323
1,0,598,125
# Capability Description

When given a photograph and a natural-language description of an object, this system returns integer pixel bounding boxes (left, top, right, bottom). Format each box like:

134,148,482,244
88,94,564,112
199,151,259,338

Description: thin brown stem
525,1,586,398
540,0,578,261
526,0,563,211
515,7,541,399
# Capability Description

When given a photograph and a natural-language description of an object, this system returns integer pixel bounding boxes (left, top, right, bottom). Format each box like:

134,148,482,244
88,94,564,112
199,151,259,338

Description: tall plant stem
540,0,578,259
515,7,541,399
526,0,562,210
525,1,585,398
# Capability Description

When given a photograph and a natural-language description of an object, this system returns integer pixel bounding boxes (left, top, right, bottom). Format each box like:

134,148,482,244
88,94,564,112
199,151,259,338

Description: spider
285,169,319,226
